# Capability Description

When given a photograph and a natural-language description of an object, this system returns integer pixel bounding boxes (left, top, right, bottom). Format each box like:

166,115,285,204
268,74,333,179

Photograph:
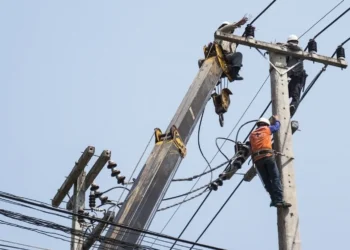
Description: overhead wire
0,191,223,250
299,0,344,39
0,240,49,250
197,106,213,183
167,5,350,247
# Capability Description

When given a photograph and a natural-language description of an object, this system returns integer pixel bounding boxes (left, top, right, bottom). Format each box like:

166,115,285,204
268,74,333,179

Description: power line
0,240,50,250
188,179,244,250
299,0,344,39
0,191,224,250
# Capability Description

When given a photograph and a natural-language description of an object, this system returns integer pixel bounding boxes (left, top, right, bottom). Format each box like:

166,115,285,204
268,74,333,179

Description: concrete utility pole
100,57,223,250
215,31,347,250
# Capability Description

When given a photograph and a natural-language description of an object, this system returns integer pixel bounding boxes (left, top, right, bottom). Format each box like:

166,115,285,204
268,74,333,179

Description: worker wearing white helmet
213,17,248,81
249,115,292,208
285,34,308,116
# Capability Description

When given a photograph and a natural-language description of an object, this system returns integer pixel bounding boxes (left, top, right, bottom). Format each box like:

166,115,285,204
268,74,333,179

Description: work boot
275,201,292,208
229,66,243,81
290,105,296,116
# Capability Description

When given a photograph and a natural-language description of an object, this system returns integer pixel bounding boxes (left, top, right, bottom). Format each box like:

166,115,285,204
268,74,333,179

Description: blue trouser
255,156,283,203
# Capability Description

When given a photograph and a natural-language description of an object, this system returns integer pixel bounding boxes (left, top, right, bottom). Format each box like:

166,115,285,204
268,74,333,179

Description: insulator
94,191,102,198
219,172,227,180
233,156,245,169
215,179,223,186
336,46,345,60
107,160,117,169
210,183,218,191
89,193,96,208
117,176,126,185
111,169,121,177
100,196,108,205
307,39,317,54
245,24,255,39
78,209,85,224
90,183,99,191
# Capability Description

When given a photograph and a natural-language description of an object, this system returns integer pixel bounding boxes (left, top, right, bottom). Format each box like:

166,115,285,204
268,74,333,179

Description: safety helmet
287,34,299,43
256,117,270,126
218,21,231,30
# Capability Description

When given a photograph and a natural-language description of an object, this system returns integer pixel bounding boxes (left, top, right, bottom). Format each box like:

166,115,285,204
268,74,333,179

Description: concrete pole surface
269,52,301,250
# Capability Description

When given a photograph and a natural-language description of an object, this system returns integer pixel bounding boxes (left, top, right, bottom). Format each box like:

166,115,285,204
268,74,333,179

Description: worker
249,116,292,208
214,17,248,81
285,34,308,116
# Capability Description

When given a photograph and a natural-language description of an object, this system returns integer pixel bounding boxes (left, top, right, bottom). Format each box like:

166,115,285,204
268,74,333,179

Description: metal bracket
256,48,301,76
154,125,187,158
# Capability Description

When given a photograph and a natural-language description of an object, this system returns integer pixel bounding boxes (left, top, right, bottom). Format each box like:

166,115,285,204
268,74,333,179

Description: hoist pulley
211,88,232,127
200,42,235,82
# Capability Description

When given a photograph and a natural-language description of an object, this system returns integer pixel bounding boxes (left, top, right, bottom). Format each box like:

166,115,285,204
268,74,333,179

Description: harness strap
251,148,274,159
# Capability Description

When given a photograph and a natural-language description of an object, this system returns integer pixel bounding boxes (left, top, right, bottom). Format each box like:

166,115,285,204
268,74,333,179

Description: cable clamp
154,125,187,158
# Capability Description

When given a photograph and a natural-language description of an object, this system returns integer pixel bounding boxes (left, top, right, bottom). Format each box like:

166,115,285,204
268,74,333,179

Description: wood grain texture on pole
71,171,86,250
270,52,301,250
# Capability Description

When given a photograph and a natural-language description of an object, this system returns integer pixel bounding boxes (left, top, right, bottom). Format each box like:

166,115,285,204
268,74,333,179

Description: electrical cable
158,189,210,212
312,7,350,40
168,191,212,250
0,240,49,250
299,0,344,39
188,179,244,250
215,137,236,162
162,184,209,201
0,191,223,250
301,37,350,102
197,107,213,183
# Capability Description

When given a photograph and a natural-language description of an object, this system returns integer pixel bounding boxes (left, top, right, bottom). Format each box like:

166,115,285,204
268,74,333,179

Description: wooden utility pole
51,146,111,250
214,31,347,250
71,171,86,250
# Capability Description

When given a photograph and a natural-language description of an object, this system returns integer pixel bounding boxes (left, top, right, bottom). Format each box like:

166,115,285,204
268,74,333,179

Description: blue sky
1,0,349,249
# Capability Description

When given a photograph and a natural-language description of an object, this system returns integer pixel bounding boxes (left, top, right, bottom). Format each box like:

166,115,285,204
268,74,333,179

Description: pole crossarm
66,150,111,210
214,31,348,68
52,146,95,208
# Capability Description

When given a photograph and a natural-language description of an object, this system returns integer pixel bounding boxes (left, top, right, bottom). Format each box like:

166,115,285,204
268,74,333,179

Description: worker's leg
265,157,292,208
225,52,243,81
255,159,273,200
288,76,303,116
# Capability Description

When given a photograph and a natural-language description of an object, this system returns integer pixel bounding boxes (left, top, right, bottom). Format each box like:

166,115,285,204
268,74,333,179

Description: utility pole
71,171,86,250
214,31,347,250
51,146,111,250
100,57,223,250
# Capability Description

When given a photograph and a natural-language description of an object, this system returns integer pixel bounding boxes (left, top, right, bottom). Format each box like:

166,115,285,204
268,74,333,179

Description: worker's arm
269,115,280,133
219,17,248,33
269,121,280,133
219,22,239,33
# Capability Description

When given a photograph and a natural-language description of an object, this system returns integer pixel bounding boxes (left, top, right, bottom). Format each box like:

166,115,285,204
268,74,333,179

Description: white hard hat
287,34,299,43
257,117,270,126
218,21,231,30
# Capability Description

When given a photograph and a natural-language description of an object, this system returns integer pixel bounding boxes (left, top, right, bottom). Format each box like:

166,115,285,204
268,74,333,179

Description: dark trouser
255,156,283,203
225,52,243,67
225,52,243,77
288,75,303,115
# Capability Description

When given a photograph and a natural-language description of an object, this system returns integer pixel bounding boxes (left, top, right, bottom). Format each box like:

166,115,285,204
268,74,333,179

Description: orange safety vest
249,126,274,161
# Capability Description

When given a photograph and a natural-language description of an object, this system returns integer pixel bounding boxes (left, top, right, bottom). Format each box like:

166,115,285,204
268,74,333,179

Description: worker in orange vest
249,115,292,208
